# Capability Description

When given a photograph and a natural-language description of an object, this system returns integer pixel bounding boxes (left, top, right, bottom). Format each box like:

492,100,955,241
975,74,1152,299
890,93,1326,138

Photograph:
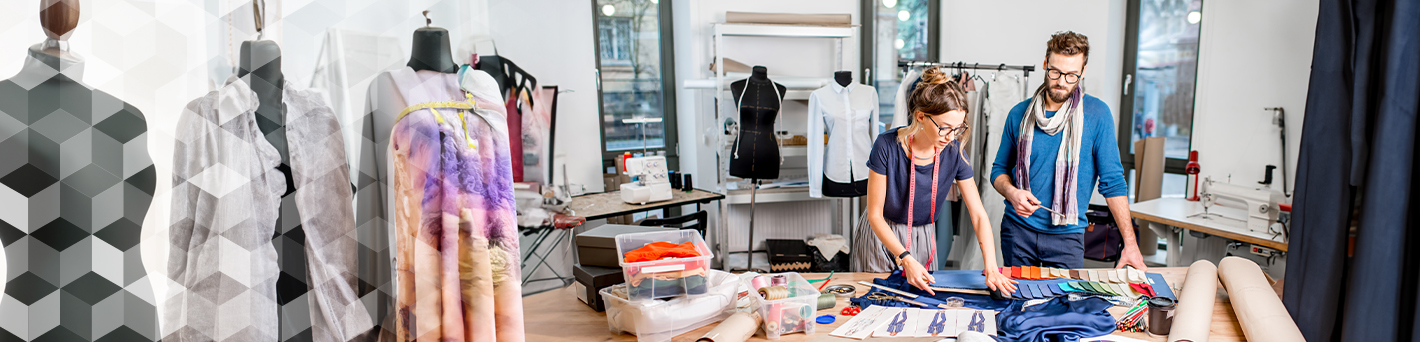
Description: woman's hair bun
919,67,949,85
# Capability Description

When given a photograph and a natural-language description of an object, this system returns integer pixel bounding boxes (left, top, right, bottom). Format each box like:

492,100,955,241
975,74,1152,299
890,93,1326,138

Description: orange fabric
624,241,702,263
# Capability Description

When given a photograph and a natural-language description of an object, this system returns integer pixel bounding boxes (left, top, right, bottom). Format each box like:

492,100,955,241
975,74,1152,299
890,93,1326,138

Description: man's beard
1048,84,1074,103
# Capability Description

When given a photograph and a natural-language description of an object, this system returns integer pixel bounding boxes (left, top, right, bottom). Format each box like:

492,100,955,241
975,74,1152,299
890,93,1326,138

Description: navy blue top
869,127,974,226
989,95,1129,234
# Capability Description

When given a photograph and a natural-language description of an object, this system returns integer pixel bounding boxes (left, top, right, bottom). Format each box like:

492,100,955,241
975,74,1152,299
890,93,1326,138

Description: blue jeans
1000,217,1085,268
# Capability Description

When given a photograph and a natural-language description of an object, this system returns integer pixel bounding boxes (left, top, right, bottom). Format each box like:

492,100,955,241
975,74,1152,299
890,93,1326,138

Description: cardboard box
573,264,625,312
576,224,673,268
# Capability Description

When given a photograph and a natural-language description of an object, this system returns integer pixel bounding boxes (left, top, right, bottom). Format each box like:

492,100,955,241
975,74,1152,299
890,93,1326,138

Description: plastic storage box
615,230,714,301
745,272,819,340
601,270,739,342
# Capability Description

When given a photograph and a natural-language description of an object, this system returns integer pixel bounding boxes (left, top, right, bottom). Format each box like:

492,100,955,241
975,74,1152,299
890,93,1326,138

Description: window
593,0,677,165
1119,0,1203,196
864,0,939,127
598,17,634,64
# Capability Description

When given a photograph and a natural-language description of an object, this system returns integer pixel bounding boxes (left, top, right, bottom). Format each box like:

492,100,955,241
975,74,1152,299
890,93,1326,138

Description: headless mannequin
0,0,158,340
821,70,868,197
354,20,462,338
728,66,787,180
236,40,293,188
728,66,785,271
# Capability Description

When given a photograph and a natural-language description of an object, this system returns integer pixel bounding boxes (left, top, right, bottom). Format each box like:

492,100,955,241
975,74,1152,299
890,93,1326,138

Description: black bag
808,246,850,272
1083,204,1138,262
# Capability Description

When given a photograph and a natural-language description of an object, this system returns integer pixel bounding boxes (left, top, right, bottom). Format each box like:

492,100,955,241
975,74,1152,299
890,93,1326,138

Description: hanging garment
728,79,784,180
892,68,922,128
0,45,159,341
958,73,1024,271
373,67,524,341
1283,1,1420,341
807,82,879,198
165,78,371,342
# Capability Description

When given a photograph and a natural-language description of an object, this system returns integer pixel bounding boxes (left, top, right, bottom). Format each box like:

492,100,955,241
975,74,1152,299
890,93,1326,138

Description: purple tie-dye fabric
384,69,524,342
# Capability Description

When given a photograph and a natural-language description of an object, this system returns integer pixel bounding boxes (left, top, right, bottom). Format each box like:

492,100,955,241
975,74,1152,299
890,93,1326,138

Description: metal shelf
714,23,858,38
723,187,832,204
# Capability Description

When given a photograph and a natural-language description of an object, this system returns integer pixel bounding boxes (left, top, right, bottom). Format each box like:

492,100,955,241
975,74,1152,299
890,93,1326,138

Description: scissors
865,293,934,308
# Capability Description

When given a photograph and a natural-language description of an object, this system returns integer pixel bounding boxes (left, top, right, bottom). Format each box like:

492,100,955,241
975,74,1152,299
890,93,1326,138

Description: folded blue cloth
997,296,1116,342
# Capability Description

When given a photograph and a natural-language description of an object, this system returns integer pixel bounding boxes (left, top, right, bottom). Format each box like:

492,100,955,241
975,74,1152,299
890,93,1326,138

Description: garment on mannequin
729,66,787,180
354,23,526,341
0,1,158,340
808,71,878,198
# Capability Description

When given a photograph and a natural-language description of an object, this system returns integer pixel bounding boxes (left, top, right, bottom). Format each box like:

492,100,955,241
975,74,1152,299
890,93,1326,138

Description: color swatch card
873,307,917,338
830,305,891,340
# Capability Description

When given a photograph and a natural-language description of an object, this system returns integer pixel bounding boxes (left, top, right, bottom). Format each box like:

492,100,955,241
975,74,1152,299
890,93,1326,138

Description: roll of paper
698,311,761,342
1217,257,1305,342
1168,260,1218,342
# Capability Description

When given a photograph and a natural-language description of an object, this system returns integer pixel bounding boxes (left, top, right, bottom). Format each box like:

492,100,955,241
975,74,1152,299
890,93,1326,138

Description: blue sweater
989,95,1128,234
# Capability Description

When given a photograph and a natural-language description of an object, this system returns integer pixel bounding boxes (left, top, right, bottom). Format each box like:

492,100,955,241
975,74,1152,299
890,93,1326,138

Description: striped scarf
1015,85,1085,226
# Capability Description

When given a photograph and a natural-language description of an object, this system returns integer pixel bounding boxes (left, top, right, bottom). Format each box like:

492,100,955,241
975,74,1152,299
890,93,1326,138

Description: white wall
1190,0,1316,191
486,0,604,193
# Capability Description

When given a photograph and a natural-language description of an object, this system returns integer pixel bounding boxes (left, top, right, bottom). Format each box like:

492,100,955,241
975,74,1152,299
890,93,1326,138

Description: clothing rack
898,60,1036,99
897,60,1036,78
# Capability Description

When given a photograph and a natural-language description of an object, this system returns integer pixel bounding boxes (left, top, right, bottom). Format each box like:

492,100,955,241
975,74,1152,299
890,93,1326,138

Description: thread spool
770,274,787,287
817,292,836,310
750,275,770,291
758,286,790,300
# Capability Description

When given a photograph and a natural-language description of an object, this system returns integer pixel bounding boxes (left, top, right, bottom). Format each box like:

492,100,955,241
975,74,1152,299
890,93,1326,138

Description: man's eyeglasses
926,115,968,139
1045,66,1083,84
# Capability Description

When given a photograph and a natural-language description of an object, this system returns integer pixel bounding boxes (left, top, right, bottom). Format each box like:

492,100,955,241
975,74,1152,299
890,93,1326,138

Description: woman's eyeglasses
926,115,968,139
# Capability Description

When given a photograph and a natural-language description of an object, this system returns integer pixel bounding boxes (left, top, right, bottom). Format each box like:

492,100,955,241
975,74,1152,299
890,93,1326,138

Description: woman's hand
983,268,1018,295
902,258,936,295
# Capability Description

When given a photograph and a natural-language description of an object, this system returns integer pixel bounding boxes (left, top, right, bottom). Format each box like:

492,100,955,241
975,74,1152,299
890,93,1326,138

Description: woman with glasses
850,67,1018,296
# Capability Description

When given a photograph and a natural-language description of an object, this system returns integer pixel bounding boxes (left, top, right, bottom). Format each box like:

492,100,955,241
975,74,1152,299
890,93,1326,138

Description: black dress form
728,66,786,180
820,71,868,197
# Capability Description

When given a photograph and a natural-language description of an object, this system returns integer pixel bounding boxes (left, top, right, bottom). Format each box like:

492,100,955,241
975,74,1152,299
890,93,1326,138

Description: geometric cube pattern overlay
164,77,370,342
0,48,159,341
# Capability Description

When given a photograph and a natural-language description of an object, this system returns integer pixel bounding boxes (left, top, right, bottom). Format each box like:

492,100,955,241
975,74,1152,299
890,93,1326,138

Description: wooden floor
522,268,1248,341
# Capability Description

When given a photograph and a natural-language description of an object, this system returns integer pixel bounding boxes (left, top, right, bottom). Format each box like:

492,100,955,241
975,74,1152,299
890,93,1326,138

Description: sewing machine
1199,176,1288,234
620,156,673,204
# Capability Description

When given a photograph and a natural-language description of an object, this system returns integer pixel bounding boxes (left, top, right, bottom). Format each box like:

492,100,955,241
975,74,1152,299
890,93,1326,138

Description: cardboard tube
1168,260,1217,342
698,311,761,342
1217,257,1305,342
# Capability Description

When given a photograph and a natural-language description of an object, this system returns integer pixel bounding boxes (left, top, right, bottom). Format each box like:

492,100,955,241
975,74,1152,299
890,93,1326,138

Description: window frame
860,0,940,88
591,0,680,171
1117,0,1203,178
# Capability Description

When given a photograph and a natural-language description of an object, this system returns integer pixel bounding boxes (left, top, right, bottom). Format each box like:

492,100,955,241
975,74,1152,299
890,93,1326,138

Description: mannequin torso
728,66,787,180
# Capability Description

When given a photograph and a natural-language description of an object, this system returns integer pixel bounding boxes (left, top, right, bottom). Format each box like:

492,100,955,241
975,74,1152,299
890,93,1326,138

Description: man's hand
1115,244,1148,271
1005,188,1041,218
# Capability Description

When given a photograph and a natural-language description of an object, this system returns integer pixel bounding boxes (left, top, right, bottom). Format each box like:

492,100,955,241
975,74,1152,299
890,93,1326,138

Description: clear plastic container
615,230,715,301
601,270,738,342
745,272,819,339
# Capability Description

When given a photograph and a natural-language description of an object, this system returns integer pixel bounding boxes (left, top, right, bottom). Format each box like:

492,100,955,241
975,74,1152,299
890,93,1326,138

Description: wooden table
569,188,726,220
522,268,1247,341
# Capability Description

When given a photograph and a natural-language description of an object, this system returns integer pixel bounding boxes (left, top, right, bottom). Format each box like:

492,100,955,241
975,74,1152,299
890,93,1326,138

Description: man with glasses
989,31,1147,270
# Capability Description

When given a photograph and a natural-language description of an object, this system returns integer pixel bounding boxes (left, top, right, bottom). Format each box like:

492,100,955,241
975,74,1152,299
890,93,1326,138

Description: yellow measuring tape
396,94,479,149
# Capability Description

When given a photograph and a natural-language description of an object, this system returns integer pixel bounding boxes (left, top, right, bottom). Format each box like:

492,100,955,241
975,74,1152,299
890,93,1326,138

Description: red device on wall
1185,151,1201,201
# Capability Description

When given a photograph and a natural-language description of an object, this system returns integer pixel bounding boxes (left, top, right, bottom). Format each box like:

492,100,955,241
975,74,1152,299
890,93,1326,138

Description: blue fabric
868,128,974,226
989,95,1128,234
1000,217,1086,268
997,297,1116,342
